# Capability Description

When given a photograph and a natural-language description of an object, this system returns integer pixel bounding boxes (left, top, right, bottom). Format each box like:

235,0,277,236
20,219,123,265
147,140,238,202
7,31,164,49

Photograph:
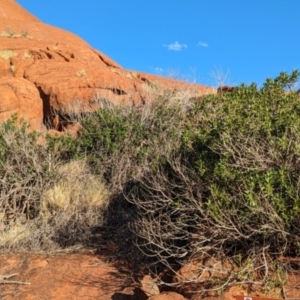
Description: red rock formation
140,275,160,297
0,77,43,130
217,85,236,94
0,0,216,132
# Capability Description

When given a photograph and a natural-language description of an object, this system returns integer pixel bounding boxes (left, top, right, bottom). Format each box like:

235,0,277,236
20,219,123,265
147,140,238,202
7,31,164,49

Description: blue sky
16,0,300,88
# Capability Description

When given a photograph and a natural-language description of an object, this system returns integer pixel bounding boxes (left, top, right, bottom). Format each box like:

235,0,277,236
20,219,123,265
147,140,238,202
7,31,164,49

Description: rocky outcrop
0,0,216,132
140,275,160,297
0,77,43,130
217,85,236,94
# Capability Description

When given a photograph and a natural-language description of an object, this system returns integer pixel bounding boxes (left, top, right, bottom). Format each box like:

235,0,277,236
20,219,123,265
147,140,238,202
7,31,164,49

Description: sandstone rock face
0,0,216,132
140,275,160,297
0,77,43,130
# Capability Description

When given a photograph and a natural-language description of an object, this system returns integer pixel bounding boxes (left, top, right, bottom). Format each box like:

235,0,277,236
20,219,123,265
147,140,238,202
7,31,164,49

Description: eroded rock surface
0,0,216,131
0,77,43,130
141,275,160,297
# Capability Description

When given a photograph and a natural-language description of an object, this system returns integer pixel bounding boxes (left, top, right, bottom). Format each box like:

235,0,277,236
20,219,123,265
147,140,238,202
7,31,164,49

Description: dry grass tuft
0,219,31,249
41,160,109,215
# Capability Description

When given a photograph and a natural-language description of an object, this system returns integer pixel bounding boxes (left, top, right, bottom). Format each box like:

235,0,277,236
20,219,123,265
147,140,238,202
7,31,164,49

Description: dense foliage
1,70,299,295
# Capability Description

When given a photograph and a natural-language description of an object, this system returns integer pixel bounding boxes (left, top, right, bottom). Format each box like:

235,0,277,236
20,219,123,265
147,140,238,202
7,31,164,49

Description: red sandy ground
0,251,299,300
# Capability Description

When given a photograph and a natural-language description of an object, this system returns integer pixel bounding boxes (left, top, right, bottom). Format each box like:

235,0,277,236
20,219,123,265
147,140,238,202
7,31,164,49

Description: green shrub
185,70,300,254
0,116,47,222
0,117,109,252
76,94,188,191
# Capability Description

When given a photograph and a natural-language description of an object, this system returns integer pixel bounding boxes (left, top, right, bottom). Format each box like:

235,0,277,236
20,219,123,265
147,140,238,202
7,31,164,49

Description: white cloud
198,41,209,47
150,67,164,74
164,41,187,51
154,67,164,73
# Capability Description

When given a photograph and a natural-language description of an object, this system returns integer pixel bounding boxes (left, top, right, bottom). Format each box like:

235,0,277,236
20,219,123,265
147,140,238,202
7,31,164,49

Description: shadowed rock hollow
0,0,216,132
